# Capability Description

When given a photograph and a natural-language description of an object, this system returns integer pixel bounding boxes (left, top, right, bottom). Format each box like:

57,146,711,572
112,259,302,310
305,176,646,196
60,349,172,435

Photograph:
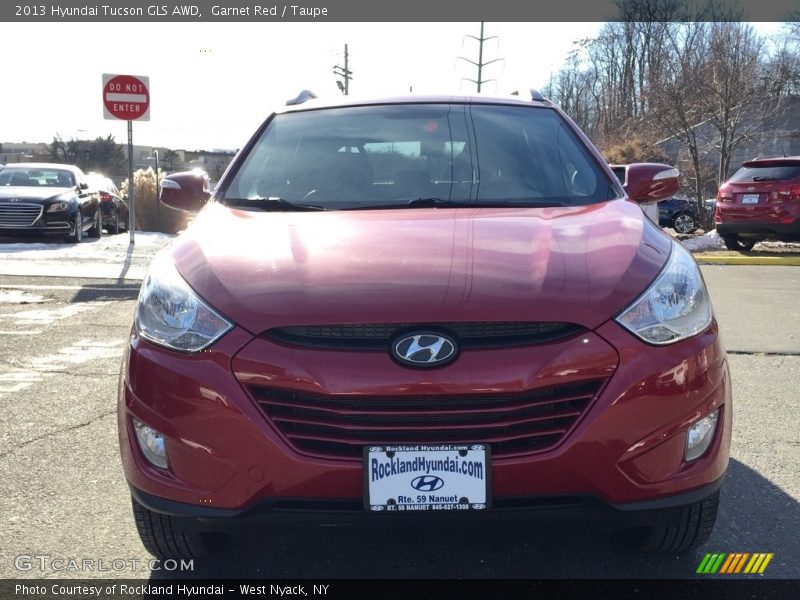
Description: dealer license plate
742,194,760,205
365,444,490,512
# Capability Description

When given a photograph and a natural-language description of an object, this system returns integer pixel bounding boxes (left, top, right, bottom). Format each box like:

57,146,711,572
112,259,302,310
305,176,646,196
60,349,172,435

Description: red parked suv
716,156,800,251
118,92,731,559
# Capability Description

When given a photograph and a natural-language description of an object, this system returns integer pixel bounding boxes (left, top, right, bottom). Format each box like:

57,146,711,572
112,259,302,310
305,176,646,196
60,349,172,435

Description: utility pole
333,43,353,95
153,149,160,231
458,22,504,93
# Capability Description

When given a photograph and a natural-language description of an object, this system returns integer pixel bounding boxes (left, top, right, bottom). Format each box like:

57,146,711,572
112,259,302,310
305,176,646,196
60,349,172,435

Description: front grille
265,322,584,350
0,203,43,227
248,379,605,460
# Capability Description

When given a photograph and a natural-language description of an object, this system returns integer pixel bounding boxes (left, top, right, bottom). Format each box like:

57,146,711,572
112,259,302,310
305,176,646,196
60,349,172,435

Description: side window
556,132,599,198
611,167,626,185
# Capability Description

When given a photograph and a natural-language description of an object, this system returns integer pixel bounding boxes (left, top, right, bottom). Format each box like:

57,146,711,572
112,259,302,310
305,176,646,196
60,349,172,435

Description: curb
694,254,800,266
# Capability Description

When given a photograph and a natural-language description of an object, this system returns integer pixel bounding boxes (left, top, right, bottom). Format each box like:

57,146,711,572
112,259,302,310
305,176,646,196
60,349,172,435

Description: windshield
0,167,75,188
223,103,614,210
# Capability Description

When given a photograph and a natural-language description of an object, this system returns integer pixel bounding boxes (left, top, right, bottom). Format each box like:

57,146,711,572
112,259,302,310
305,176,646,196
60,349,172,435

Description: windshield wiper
342,197,566,210
224,197,327,212
403,197,477,208
339,197,474,210
751,176,777,182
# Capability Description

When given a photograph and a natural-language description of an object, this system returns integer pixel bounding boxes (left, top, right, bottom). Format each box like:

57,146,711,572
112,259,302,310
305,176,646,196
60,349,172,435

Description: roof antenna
529,88,544,101
286,89,318,106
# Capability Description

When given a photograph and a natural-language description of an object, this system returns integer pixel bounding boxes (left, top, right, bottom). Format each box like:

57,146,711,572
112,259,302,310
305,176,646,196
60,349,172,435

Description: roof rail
286,89,318,106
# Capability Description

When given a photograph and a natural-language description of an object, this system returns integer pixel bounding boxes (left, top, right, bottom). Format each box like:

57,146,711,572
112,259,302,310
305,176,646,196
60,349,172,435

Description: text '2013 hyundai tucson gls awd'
118,92,731,559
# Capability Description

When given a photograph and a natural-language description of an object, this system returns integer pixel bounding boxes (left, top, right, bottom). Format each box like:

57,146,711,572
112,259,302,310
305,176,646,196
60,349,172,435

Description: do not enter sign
102,73,150,121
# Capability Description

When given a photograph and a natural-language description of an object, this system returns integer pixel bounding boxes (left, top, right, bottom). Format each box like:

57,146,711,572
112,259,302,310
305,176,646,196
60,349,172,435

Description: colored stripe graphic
701,553,773,574
734,553,750,573
759,554,774,573
696,553,714,573
710,553,726,573
744,553,775,574
697,553,727,573
696,554,711,573
721,553,752,574
720,554,737,573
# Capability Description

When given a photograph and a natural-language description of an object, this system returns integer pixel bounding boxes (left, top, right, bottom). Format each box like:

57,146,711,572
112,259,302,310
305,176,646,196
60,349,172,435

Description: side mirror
623,163,680,203
79,182,89,190
160,170,211,212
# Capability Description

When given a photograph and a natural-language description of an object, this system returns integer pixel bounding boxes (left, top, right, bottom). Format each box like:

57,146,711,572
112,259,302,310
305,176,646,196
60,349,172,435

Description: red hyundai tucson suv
118,92,731,559
716,156,800,251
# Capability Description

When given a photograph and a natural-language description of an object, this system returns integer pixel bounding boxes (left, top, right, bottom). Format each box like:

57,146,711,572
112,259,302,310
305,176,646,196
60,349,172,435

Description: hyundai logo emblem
411,475,444,492
391,331,458,367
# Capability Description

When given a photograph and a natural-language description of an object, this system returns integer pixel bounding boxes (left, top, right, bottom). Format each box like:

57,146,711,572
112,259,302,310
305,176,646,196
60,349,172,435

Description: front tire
672,212,697,234
132,497,217,560
109,208,120,235
722,234,757,252
88,208,102,238
66,210,82,243
635,491,720,553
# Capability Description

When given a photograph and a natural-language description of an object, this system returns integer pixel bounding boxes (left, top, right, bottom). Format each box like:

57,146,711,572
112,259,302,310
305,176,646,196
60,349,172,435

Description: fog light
685,410,719,462
132,418,169,469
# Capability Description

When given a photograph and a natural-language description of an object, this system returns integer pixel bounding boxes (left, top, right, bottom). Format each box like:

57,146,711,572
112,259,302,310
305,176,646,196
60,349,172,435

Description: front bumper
0,222,72,236
118,320,732,517
130,476,726,531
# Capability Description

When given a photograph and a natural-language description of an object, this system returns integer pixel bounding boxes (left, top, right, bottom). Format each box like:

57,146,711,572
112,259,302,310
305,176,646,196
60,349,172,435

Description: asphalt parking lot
0,262,797,581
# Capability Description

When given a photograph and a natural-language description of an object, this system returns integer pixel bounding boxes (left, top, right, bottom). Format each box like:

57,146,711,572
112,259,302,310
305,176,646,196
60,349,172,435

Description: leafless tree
698,22,777,183
647,22,713,223
543,0,799,229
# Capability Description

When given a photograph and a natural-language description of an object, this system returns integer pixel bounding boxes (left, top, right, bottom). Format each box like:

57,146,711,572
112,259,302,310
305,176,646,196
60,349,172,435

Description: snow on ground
0,232,175,281
0,290,48,304
679,230,726,252
679,230,800,253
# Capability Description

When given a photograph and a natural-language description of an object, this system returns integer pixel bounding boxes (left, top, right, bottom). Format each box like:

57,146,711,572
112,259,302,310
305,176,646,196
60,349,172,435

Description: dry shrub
603,139,672,165
120,168,189,234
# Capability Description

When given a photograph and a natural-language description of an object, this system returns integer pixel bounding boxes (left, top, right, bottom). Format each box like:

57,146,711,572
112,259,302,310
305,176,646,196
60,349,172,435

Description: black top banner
0,0,797,22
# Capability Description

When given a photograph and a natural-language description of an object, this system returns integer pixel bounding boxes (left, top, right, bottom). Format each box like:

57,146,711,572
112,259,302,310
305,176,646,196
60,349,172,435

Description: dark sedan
0,163,102,243
658,196,701,234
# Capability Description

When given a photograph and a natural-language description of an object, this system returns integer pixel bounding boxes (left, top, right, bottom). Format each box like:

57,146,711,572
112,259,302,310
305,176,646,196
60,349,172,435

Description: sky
0,21,787,152
2,22,603,151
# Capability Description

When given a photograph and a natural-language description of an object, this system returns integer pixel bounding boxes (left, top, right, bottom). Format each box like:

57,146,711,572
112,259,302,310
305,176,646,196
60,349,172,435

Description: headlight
46,202,70,213
135,254,233,352
616,243,712,345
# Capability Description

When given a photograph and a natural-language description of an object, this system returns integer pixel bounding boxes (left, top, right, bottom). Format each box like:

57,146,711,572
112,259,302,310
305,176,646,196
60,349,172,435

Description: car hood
0,187,71,202
169,200,672,333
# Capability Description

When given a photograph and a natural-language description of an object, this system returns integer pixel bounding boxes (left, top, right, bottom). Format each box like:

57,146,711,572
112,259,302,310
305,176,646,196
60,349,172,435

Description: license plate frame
364,444,491,513
741,194,760,205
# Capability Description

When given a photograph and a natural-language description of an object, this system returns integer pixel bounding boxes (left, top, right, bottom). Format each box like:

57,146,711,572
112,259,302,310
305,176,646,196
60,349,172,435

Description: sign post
102,73,150,245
